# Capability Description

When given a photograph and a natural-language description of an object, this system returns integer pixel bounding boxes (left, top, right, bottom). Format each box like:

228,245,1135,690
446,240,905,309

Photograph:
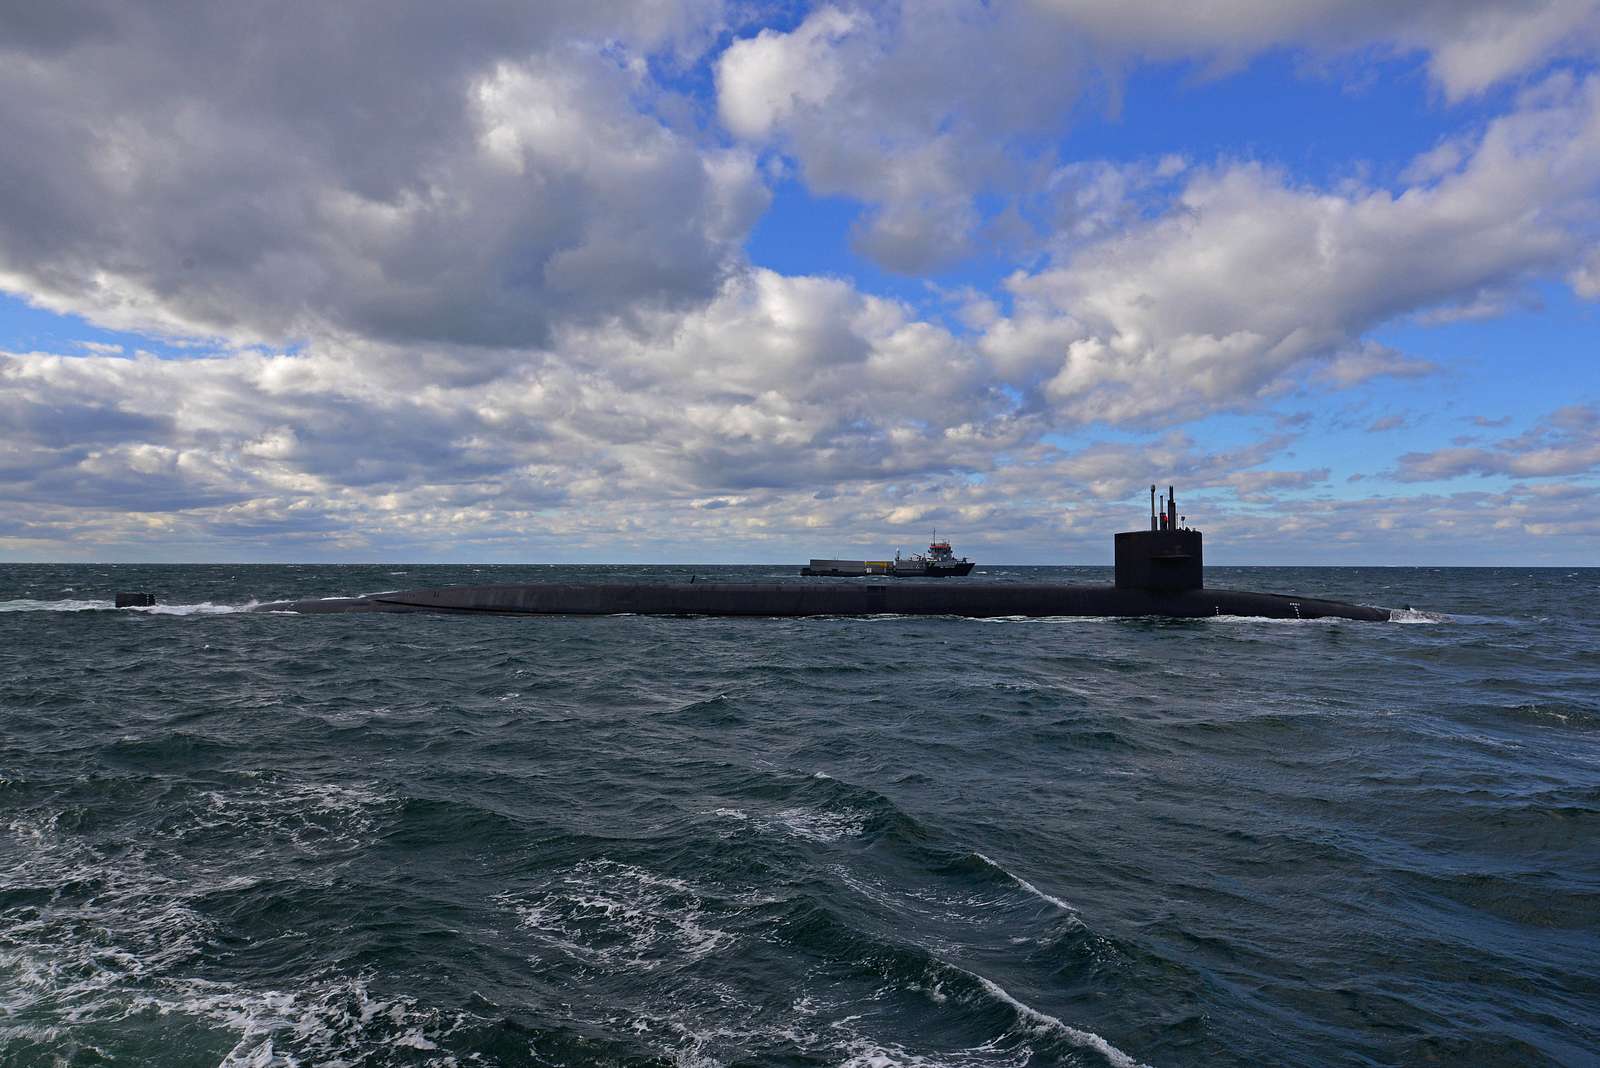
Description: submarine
244,486,1392,622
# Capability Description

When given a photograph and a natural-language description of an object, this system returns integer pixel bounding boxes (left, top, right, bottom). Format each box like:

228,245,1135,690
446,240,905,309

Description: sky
1,1,1597,565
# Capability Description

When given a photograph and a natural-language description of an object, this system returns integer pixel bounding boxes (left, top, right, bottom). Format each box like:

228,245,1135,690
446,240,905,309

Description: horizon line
2,560,1596,570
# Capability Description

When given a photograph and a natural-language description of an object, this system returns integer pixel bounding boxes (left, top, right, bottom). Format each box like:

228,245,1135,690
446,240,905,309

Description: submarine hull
255,581,1389,621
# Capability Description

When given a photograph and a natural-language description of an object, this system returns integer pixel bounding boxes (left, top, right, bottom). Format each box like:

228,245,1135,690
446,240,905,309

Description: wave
764,883,1150,1065
831,847,1092,933
1490,702,1600,730
135,975,465,1067
770,805,868,843
959,967,1148,1068
157,776,395,859
710,770,931,851
972,853,1079,916
1387,607,1452,623
0,777,455,1064
1198,613,1353,625
496,867,1146,1067
836,1041,1031,1067
975,615,1122,624
496,858,734,972
0,598,258,615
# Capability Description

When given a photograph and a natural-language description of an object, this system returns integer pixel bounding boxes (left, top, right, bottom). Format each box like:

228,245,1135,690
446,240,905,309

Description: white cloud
716,2,1095,270
716,7,863,139
3,331,1594,563
1318,345,1438,388
0,2,755,349
714,0,1600,273
1396,405,1600,480
1038,0,1600,100
982,73,1600,425
0,265,1015,553
1572,247,1600,298
1412,0,1600,100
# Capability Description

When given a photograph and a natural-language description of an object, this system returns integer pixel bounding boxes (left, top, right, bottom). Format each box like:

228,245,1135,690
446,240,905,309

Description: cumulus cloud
717,7,864,140
717,3,1097,270
0,289,1345,559
715,0,1600,272
0,1,761,349
982,73,1600,425
3,328,1592,563
0,266,1021,554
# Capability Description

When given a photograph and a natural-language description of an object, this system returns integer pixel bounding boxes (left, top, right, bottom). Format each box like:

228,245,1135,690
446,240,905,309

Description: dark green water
2,565,1597,1067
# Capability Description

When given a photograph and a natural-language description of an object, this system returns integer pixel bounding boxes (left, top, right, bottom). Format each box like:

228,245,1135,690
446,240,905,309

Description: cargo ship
801,537,975,577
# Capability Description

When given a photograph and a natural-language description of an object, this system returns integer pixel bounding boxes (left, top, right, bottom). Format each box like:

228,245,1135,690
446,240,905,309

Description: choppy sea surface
1,563,1597,1067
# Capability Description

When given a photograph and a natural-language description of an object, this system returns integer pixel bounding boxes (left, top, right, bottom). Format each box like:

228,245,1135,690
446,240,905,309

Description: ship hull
799,561,976,577
255,581,1389,621
899,561,975,577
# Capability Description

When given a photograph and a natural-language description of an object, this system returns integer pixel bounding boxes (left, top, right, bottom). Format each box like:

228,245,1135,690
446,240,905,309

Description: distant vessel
892,537,975,577
801,536,975,577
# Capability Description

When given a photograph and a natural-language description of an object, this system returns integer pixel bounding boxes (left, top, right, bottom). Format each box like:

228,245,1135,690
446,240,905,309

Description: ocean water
1,563,1597,1068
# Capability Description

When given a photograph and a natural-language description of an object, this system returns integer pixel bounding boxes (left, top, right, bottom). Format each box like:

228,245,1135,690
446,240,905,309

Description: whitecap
972,853,1080,917
5,819,456,1058
974,615,1118,624
0,598,117,612
144,600,260,615
0,598,259,615
961,968,1149,1068
1387,607,1452,623
770,806,866,843
164,779,393,859
144,975,465,1067
1201,614,1343,625
498,859,733,971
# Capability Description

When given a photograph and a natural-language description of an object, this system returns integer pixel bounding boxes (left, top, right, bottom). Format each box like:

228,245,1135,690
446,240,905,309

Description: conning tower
1114,483,1203,591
